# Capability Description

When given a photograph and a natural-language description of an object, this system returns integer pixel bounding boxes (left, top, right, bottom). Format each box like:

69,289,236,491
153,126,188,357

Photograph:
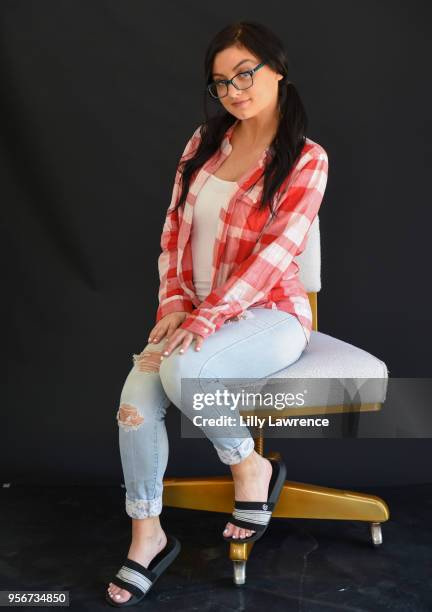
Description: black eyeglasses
207,62,266,99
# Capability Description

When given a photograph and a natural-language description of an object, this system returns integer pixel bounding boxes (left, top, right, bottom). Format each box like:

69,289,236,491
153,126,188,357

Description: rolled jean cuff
215,437,255,465
125,492,163,518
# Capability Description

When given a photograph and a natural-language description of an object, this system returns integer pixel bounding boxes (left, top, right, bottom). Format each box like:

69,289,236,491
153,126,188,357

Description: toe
110,588,131,603
119,590,132,603
107,583,132,603
223,522,234,537
224,522,255,540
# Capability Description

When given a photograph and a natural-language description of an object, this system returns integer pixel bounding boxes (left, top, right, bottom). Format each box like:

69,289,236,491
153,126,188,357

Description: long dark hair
173,20,309,215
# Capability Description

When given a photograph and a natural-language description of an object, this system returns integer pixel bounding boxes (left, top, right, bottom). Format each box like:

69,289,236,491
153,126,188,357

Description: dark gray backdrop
2,1,431,488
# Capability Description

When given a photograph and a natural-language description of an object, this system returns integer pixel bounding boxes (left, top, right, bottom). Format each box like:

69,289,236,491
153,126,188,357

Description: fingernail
163,351,169,355
196,347,201,351
160,356,164,361
179,349,184,353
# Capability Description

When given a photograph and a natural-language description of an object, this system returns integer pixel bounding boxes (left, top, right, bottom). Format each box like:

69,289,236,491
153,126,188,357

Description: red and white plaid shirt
156,119,329,344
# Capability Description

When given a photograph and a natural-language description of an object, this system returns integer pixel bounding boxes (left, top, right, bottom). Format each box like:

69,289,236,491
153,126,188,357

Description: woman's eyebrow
212,59,255,78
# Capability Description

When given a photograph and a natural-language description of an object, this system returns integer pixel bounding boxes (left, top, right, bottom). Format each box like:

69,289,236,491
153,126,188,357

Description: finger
194,335,205,352
178,333,193,355
164,324,175,341
148,326,166,343
162,331,184,357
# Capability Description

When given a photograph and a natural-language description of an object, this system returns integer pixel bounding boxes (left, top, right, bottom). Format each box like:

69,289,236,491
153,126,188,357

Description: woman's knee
132,341,166,373
158,348,203,412
116,344,169,432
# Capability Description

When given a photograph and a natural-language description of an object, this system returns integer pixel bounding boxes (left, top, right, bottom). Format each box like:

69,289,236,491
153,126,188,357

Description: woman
106,20,328,606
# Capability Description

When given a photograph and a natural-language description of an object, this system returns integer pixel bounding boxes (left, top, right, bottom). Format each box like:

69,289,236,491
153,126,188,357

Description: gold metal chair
162,217,390,585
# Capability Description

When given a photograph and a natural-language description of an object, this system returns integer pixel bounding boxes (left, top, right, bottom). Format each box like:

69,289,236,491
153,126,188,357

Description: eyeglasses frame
207,61,266,99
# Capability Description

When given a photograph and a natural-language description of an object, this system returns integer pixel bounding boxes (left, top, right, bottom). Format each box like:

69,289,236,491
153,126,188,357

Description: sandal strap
231,502,274,530
229,515,268,532
110,576,145,599
113,558,157,597
234,500,275,511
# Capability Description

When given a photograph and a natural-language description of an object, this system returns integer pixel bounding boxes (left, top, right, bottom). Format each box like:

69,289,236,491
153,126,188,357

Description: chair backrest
294,215,321,331
295,215,321,292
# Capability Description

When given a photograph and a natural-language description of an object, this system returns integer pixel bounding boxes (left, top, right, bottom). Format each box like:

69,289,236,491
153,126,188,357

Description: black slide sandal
223,457,287,544
105,534,181,607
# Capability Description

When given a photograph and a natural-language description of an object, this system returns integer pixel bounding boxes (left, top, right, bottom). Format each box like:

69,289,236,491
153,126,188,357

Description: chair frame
162,292,390,585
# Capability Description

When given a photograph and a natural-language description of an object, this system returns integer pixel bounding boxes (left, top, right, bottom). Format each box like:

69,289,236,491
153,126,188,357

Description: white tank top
191,174,238,302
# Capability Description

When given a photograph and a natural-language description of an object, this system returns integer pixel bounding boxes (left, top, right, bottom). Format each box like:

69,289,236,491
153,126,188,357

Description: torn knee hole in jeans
132,349,162,372
117,403,145,431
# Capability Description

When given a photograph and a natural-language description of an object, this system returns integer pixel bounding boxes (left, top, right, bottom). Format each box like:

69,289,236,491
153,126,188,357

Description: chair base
162,451,390,584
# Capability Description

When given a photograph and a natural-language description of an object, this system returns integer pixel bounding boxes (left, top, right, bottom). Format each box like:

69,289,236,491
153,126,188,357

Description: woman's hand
148,312,205,355
148,312,188,344
161,327,205,357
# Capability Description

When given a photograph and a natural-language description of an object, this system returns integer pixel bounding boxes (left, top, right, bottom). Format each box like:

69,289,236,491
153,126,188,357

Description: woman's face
211,44,283,119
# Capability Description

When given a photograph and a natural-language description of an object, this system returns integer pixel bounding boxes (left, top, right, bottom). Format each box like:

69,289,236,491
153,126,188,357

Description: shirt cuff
179,312,215,338
156,296,194,322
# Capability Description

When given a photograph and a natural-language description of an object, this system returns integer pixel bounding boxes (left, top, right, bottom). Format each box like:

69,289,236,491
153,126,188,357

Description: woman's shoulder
276,136,329,199
302,136,329,163
190,123,204,139
179,123,204,158
178,123,204,162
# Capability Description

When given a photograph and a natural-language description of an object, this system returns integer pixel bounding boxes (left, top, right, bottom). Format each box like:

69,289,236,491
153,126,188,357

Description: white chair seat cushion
277,331,388,378
248,331,389,409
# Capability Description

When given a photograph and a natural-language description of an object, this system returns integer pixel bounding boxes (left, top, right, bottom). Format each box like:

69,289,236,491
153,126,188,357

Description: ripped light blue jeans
116,307,307,519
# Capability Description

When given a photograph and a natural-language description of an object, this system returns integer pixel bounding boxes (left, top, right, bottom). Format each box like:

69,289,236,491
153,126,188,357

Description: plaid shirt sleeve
179,146,329,338
155,125,202,323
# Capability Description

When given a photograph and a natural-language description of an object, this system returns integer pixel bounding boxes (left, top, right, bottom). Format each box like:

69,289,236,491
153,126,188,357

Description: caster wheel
370,521,383,546
233,560,246,585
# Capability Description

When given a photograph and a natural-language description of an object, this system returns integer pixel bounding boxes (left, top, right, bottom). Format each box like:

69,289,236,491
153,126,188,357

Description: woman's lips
232,99,250,107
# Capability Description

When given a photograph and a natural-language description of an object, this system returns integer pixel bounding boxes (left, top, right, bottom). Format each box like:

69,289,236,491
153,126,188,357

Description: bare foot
106,528,167,604
223,453,273,539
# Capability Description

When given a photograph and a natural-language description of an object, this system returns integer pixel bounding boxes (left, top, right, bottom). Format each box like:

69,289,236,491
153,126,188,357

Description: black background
2,1,431,487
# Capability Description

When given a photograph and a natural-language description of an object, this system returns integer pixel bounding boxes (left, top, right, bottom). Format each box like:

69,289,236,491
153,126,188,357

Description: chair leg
370,521,383,546
229,541,255,585
233,560,246,585
162,473,389,522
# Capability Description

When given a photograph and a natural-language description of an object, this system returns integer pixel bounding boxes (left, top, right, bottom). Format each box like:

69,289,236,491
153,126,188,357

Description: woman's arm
156,125,202,322
178,145,329,338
